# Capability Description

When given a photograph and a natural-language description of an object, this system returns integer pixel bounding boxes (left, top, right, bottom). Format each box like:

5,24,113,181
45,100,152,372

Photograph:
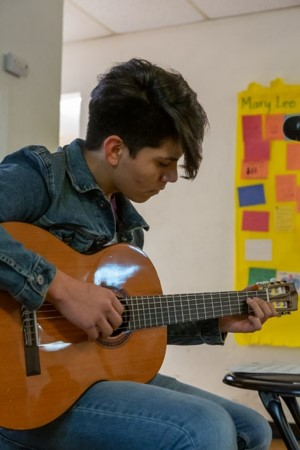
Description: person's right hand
47,269,124,340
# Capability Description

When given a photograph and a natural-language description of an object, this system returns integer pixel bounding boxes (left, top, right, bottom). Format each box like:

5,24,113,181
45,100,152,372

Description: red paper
242,211,269,232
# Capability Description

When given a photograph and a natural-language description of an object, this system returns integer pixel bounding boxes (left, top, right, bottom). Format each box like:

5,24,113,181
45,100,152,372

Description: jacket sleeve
0,148,56,309
0,226,57,309
167,319,227,345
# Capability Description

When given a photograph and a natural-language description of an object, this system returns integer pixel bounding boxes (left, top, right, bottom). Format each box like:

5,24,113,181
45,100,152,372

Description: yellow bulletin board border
234,79,300,347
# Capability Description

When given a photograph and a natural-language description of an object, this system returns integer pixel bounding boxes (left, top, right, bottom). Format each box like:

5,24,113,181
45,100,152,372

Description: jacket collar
64,139,149,231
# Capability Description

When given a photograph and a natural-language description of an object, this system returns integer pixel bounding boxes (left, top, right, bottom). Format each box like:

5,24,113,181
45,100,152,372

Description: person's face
113,138,183,203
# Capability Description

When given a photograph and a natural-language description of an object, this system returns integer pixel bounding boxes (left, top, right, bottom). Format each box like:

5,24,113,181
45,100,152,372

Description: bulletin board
234,79,300,347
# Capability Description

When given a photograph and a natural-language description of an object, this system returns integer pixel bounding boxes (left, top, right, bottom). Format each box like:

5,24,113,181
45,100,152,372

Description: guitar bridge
21,306,41,376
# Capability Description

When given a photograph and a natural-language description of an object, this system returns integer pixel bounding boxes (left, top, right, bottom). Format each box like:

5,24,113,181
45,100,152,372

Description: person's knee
245,413,272,449
178,402,238,450
236,409,272,450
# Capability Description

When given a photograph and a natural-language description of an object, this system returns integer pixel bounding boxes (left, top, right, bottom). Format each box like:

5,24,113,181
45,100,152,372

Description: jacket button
36,274,44,285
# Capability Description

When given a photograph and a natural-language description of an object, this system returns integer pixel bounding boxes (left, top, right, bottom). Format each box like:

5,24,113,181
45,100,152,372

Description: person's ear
103,135,125,166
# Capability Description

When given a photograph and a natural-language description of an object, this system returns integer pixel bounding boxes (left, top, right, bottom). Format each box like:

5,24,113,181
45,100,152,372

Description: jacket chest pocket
48,226,107,253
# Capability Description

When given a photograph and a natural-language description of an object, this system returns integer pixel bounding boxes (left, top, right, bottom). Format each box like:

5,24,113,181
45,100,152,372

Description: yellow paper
235,79,300,347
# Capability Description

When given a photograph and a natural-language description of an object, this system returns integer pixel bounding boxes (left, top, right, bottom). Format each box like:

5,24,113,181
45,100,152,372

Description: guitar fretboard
122,289,268,331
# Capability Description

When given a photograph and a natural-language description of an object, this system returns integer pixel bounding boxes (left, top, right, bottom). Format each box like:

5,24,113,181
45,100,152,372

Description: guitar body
1,223,298,430
0,222,167,430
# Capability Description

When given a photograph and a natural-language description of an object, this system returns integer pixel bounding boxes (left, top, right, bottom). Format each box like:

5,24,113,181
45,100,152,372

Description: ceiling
63,0,300,44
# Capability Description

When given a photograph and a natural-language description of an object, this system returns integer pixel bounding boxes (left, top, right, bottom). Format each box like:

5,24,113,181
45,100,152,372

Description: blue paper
238,184,265,207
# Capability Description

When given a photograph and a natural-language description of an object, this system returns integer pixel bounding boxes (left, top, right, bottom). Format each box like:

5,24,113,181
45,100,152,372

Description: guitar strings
21,289,276,336
34,291,264,315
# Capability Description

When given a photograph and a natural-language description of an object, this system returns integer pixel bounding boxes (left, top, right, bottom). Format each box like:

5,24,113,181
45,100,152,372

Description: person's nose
161,167,178,184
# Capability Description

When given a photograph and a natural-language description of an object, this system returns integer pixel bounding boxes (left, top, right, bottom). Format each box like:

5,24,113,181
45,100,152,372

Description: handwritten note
274,205,294,232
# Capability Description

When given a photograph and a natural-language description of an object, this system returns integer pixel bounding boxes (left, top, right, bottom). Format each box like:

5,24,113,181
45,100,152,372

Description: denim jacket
0,139,225,345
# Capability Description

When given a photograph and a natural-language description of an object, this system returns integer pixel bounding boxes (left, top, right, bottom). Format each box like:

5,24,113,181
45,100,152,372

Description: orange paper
241,160,269,179
296,186,300,212
264,114,284,140
286,143,300,170
275,174,297,202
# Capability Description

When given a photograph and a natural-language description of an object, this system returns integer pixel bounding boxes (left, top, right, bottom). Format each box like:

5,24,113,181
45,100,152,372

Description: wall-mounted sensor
4,52,29,77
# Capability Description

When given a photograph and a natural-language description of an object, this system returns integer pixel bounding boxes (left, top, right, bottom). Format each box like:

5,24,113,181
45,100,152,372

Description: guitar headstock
247,280,298,316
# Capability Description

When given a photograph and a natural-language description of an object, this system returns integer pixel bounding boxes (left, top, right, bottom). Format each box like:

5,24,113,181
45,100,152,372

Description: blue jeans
0,374,272,450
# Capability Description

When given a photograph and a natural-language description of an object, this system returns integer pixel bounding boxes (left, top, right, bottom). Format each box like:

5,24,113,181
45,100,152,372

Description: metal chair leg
259,391,300,450
283,397,300,432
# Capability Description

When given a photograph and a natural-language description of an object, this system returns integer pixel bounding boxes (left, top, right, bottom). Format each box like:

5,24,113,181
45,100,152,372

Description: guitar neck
124,289,267,331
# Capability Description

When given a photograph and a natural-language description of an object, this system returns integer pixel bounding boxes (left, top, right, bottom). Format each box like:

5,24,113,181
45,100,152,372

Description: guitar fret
166,297,171,324
228,293,233,316
167,299,172,320
202,293,207,319
193,294,198,320
154,296,159,326
132,298,136,329
141,298,146,328
236,293,241,314
180,294,185,323
211,292,215,318
187,294,192,321
150,296,158,326
174,295,179,323
147,296,153,327
137,298,141,329
159,296,163,325
142,297,148,327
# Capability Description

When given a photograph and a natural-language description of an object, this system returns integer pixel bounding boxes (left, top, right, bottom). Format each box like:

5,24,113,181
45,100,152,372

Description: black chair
223,363,300,450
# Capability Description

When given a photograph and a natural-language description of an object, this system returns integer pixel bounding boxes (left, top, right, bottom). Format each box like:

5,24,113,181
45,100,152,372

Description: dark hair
85,58,208,179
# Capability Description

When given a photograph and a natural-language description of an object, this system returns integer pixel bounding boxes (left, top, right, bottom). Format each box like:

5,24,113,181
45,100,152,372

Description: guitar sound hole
97,328,131,348
111,302,129,336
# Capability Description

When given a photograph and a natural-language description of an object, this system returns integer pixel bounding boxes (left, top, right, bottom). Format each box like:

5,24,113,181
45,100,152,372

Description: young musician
0,58,276,449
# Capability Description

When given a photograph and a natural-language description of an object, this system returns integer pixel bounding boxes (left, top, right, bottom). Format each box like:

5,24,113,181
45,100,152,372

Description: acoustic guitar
0,222,298,430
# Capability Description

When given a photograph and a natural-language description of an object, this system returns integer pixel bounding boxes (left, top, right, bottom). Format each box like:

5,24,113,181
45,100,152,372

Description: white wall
0,0,63,157
62,8,300,420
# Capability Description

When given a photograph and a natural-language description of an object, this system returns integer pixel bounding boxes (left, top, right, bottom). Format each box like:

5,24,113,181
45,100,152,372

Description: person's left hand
219,297,277,333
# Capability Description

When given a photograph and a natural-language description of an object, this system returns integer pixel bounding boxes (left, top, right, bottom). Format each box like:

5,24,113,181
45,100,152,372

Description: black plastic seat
223,364,300,450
